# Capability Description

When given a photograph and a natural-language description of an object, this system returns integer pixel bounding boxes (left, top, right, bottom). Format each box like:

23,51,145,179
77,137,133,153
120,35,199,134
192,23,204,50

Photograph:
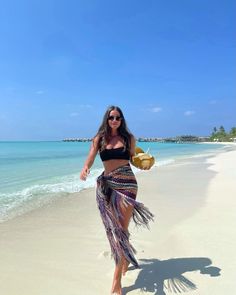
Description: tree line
210,126,236,142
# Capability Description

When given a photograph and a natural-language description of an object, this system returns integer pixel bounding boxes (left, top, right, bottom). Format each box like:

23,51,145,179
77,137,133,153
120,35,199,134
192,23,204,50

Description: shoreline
0,146,236,294
198,141,236,145
0,143,232,224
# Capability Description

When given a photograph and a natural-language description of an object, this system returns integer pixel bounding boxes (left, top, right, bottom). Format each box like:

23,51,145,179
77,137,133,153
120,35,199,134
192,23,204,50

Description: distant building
137,136,211,143
63,138,92,142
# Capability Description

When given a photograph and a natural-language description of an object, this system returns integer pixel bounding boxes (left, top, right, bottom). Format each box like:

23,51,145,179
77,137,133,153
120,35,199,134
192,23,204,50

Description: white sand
0,147,236,295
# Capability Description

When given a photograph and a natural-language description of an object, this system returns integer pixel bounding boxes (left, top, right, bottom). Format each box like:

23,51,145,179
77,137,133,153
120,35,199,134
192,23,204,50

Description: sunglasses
108,115,122,121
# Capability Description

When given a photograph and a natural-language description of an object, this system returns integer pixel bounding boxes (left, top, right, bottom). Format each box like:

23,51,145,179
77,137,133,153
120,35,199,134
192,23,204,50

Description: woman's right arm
80,135,100,181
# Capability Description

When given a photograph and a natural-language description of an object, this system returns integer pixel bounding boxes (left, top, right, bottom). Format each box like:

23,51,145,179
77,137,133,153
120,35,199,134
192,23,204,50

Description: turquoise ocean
0,141,226,223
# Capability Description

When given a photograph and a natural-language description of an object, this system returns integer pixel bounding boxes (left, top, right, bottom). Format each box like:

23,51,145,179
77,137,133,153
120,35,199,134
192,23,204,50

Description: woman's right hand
80,136,99,181
80,166,90,181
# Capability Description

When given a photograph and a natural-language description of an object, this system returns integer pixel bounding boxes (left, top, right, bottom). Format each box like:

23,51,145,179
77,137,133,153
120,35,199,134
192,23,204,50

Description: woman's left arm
130,135,136,158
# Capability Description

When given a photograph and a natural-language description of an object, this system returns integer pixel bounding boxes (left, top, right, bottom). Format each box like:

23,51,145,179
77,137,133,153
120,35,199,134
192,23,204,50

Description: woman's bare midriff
103,159,130,175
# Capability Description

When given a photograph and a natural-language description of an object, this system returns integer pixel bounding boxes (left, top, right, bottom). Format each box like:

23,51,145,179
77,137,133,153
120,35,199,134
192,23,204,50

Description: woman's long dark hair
94,106,133,152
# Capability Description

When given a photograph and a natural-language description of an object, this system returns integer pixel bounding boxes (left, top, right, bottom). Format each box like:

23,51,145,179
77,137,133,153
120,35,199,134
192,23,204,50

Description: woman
80,106,154,295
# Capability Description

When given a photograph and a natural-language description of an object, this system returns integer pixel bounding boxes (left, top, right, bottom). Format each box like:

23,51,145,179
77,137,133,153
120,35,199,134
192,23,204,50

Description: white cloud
36,90,44,95
0,114,6,120
65,103,93,109
184,110,195,116
70,112,79,117
151,107,162,113
79,104,92,108
209,100,217,104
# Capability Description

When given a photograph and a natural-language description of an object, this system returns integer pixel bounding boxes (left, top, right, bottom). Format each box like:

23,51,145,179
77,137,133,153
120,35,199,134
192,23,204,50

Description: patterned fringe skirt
96,164,154,268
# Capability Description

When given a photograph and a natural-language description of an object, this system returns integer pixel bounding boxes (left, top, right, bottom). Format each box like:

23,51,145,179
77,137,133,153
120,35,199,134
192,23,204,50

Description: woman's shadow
122,257,221,295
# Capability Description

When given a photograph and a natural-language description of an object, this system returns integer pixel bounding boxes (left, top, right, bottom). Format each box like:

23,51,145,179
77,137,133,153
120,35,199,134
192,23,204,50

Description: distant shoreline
62,137,236,144
0,139,235,144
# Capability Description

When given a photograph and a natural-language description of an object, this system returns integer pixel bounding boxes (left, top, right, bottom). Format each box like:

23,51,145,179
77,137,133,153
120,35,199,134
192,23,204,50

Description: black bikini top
99,147,130,162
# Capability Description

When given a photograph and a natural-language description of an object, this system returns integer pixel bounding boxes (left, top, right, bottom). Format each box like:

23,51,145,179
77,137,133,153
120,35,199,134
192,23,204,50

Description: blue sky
0,0,235,140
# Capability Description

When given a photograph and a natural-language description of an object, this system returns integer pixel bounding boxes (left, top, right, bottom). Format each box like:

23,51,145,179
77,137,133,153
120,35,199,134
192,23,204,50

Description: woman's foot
111,280,122,295
122,259,130,276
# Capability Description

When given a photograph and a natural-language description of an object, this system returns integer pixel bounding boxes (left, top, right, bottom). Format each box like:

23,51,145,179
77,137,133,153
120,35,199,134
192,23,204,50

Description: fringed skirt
96,163,154,268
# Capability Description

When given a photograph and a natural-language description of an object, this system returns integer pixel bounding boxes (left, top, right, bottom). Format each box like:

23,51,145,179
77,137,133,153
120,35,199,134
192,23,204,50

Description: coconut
135,146,144,154
131,147,155,170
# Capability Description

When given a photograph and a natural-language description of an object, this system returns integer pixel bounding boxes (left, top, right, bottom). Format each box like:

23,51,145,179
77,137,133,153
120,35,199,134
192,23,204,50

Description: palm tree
230,127,236,137
219,126,226,135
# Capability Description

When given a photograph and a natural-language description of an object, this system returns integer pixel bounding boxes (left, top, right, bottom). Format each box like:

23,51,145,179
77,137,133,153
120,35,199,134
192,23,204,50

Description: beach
0,145,236,295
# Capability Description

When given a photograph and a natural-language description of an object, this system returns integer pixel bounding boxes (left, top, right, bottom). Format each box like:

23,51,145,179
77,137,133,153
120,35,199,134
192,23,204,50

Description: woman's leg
120,202,134,276
111,202,133,294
